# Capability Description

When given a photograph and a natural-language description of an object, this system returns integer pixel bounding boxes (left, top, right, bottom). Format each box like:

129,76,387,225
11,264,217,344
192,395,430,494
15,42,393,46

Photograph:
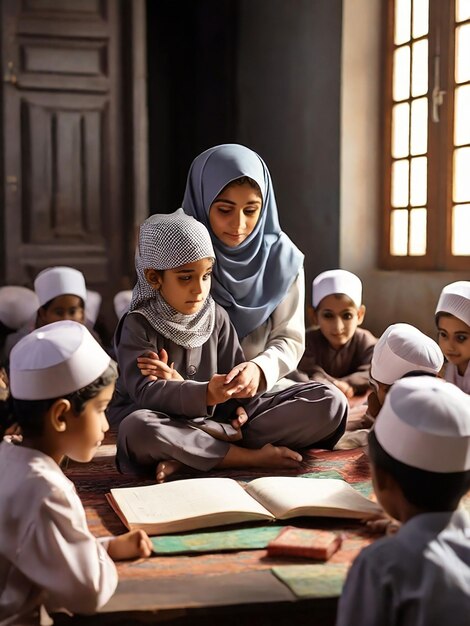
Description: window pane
410,156,427,206
455,85,470,146
413,0,429,38
452,205,470,254
410,97,428,155
393,45,411,101
392,102,410,158
456,0,470,22
392,159,410,207
454,147,470,202
395,0,411,44
409,208,427,255
456,24,470,84
391,209,409,255
411,39,428,97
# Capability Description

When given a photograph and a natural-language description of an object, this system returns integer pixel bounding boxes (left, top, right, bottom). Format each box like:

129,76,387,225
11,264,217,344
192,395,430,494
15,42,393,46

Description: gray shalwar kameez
108,306,347,475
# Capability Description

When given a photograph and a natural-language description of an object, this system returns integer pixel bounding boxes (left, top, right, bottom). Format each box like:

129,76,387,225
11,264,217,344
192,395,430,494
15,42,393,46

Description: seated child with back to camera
0,320,152,625
336,375,470,626
296,269,377,398
435,280,470,394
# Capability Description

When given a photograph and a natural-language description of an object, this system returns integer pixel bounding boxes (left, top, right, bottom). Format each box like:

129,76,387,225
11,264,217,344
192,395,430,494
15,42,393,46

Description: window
382,0,470,269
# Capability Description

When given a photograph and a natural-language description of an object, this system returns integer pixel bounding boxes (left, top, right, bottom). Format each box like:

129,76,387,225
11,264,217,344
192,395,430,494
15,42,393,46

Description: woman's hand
224,362,264,398
137,349,184,381
107,529,153,561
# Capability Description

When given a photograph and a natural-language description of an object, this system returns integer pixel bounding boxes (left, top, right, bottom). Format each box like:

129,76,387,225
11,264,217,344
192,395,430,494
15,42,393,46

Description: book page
245,477,382,520
109,477,274,534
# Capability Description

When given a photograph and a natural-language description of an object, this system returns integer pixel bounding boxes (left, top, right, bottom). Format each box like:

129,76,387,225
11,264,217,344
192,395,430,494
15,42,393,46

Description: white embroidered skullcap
435,281,470,327
9,320,110,400
371,323,443,385
113,290,132,319
139,209,215,270
375,376,470,472
85,290,102,325
0,286,39,330
34,267,87,307
312,269,362,308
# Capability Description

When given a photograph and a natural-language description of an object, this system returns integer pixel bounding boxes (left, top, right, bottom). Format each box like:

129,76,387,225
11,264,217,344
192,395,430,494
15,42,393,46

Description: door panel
0,0,146,337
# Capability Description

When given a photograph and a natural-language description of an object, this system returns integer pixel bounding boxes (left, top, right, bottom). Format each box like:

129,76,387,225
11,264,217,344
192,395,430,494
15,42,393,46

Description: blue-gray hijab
182,144,304,339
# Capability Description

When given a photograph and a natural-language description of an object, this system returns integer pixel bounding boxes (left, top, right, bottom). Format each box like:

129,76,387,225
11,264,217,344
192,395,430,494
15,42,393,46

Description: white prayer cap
114,290,132,319
9,320,110,400
0,286,39,329
312,269,362,308
371,323,443,385
34,266,87,307
138,209,215,271
375,376,470,472
435,281,470,327
85,290,102,325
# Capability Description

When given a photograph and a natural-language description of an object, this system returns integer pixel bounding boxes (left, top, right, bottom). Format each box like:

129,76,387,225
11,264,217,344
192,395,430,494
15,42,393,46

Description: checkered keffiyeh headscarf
129,209,216,348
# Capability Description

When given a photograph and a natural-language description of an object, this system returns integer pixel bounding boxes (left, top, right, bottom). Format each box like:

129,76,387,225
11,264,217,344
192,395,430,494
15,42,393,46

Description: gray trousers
116,381,347,475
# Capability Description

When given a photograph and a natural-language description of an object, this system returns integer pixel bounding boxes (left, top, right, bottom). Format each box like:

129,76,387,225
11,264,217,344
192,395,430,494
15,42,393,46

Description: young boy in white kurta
336,376,470,626
0,321,152,625
435,280,470,394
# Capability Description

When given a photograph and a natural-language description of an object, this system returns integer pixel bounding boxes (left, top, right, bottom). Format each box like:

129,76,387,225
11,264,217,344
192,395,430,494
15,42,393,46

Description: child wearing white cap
0,321,152,625
297,269,377,398
109,210,347,483
336,376,470,626
366,323,444,424
435,280,470,394
0,286,39,367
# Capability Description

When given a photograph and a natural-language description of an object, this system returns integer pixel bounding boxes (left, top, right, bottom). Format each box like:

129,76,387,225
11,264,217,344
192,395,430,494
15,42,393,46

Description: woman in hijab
182,143,306,396
177,144,348,450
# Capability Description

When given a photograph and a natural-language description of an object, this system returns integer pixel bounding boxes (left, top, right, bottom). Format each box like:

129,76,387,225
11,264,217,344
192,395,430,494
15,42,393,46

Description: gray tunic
109,305,348,474
336,510,470,626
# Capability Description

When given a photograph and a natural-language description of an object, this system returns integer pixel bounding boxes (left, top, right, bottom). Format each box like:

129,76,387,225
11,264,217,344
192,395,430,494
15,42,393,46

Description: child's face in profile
39,295,85,326
148,258,213,315
63,382,114,463
314,294,365,351
437,314,470,376
209,181,262,247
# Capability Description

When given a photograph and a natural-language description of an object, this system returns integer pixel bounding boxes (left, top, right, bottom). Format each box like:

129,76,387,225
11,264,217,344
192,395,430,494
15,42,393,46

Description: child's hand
207,373,242,406
333,379,354,399
224,362,264,397
137,349,183,381
107,529,153,561
365,516,401,536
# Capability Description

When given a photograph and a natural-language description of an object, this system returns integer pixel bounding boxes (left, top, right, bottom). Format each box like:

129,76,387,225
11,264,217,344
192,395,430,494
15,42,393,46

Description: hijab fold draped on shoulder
182,144,304,339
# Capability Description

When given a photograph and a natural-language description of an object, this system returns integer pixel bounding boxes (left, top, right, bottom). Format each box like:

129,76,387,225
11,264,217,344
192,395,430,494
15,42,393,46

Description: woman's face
209,181,262,247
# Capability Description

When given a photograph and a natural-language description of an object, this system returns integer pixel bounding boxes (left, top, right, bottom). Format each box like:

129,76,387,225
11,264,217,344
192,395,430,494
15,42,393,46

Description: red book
267,526,342,561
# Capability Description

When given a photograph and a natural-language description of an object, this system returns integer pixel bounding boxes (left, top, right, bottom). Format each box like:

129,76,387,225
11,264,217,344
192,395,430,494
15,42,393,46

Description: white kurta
444,362,470,394
241,269,306,392
0,441,118,625
336,509,470,626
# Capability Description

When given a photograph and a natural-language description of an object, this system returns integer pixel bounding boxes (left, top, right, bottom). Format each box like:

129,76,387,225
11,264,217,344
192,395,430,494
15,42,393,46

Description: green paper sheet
151,524,284,554
272,563,349,599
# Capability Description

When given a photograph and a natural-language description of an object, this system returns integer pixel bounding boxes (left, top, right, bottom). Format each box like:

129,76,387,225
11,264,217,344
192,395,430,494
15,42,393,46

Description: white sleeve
16,486,118,615
250,269,306,391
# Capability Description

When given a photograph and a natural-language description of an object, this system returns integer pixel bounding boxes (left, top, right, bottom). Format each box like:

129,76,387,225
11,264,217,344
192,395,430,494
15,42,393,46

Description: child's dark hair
0,360,117,439
368,428,470,511
221,176,262,198
435,311,454,326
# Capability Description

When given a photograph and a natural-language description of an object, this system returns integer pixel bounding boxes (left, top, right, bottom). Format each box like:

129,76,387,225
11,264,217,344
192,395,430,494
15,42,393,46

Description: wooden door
0,0,147,337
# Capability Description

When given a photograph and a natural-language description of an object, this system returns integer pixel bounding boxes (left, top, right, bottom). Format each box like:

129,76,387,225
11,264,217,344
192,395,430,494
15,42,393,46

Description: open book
107,476,382,535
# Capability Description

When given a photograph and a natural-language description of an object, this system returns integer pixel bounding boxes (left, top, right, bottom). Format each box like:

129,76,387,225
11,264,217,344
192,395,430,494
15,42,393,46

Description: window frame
381,0,469,271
